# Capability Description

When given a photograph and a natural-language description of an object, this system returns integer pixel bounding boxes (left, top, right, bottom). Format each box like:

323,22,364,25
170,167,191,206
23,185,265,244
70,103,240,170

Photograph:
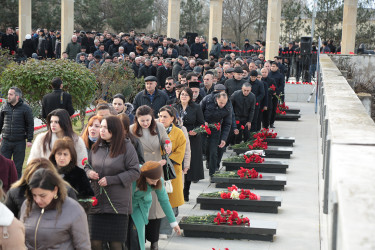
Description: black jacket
230,90,256,123
138,65,152,78
249,79,265,104
156,66,172,89
42,89,75,119
200,94,232,141
172,62,183,82
224,78,247,97
173,102,205,132
132,62,140,78
268,70,285,95
0,99,34,142
22,39,36,58
59,165,94,198
262,76,276,107
190,43,203,59
108,43,120,56
162,89,176,100
132,89,169,117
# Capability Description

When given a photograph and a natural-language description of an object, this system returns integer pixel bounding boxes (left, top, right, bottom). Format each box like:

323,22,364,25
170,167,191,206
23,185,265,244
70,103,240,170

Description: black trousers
262,109,270,129
269,97,278,126
126,217,140,250
145,218,161,244
234,122,250,144
206,130,221,176
250,107,260,132
1,139,26,178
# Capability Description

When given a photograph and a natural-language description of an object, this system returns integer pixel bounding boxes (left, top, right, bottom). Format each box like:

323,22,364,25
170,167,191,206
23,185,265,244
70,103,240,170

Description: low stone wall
319,55,375,250
284,83,316,102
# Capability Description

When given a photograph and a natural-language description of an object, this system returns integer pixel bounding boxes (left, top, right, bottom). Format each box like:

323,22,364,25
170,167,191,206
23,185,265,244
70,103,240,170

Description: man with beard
224,67,247,97
260,67,276,129
1,27,16,53
268,62,285,128
248,70,265,132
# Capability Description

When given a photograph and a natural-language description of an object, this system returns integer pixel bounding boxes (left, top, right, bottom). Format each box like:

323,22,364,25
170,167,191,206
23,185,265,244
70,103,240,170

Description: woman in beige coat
130,105,171,250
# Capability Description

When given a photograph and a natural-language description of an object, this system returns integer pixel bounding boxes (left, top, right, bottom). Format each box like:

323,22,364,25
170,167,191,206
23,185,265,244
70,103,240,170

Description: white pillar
265,0,282,60
341,0,358,55
19,0,32,47
208,0,223,55
167,0,181,39
61,0,74,57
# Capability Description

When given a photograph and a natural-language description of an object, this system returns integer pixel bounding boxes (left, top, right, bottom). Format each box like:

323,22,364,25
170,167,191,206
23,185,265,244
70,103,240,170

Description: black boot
151,242,158,250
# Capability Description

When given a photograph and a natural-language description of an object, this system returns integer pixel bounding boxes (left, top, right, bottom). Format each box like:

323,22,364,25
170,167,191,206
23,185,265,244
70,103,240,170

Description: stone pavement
154,102,321,250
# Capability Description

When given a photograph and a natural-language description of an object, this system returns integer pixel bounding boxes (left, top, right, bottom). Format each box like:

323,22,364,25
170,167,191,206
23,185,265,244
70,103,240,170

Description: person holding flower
130,105,172,249
20,168,90,250
127,161,181,250
158,105,186,236
85,115,140,250
173,87,205,201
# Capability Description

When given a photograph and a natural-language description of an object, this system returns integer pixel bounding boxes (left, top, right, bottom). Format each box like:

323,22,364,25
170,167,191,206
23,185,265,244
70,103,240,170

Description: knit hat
141,161,162,180
25,34,31,40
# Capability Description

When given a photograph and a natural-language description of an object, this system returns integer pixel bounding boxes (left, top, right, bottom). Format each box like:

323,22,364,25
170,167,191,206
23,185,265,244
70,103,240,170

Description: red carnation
241,125,245,130
92,197,98,206
236,120,240,124
81,157,88,166
165,140,170,144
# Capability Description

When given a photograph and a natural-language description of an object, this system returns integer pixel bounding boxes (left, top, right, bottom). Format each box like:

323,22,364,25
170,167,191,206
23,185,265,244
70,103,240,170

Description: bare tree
153,0,168,35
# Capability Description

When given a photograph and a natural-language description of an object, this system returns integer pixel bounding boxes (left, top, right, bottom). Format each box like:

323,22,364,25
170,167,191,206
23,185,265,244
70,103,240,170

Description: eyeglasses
180,93,189,97
165,82,173,86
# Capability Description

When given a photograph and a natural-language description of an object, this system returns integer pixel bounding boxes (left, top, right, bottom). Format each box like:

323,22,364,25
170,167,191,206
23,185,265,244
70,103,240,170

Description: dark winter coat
200,93,232,141
156,66,172,89
138,65,152,78
172,62,183,82
132,62,141,78
59,164,94,198
249,79,265,104
41,89,75,118
224,78,247,97
262,76,276,107
209,43,221,59
1,34,16,51
132,88,169,117
268,70,285,95
177,44,191,57
22,39,36,58
190,43,203,58
230,90,256,123
85,139,140,215
0,99,34,142
0,155,18,192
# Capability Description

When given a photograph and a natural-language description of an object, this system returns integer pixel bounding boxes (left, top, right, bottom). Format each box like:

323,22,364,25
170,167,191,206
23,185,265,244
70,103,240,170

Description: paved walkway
156,102,321,250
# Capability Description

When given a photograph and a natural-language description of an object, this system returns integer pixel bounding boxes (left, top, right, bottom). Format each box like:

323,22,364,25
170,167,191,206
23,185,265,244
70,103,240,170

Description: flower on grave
253,128,277,139
237,167,263,179
247,137,268,150
230,190,240,199
213,209,250,226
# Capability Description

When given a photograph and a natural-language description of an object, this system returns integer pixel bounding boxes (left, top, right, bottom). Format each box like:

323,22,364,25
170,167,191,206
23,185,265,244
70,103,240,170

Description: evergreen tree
180,0,208,37
75,0,106,31
280,0,307,45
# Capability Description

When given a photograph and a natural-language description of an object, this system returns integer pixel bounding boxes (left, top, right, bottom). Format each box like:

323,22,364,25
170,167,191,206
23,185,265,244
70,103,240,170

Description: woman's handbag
164,180,173,193
156,126,177,181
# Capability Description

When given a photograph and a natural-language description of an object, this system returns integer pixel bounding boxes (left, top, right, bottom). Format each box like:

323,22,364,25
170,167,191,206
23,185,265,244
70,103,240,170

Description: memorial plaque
222,160,288,173
197,195,282,213
284,108,300,114
264,137,295,147
180,218,277,242
211,175,287,190
233,146,293,159
275,113,301,121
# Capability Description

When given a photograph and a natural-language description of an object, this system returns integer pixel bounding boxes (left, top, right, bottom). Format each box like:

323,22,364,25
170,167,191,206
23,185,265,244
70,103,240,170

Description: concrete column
61,0,74,57
341,0,358,55
167,0,181,39
19,0,32,47
208,0,223,55
265,0,282,60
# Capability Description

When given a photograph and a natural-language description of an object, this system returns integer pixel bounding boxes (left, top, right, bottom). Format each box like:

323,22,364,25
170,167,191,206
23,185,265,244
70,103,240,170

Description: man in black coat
224,67,247,97
261,68,276,129
248,70,265,132
138,59,152,78
156,59,172,89
190,37,203,59
162,77,176,100
201,91,232,177
42,77,75,119
268,61,285,128
1,27,16,53
230,83,256,143
0,87,34,177
133,76,169,117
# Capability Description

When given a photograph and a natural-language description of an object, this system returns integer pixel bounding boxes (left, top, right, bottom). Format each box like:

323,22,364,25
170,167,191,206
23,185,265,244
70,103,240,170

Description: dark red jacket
0,155,18,192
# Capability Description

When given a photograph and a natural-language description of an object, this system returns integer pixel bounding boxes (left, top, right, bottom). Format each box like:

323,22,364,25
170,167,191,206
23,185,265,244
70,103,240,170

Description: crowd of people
0,27,301,250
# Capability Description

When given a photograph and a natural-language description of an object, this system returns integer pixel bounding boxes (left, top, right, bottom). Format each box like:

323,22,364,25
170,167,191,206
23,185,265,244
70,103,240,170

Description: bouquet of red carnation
237,167,262,179
253,128,277,139
278,102,289,110
243,153,265,163
213,208,250,226
192,123,220,135
276,106,286,115
247,137,268,150
269,84,276,92
219,185,260,200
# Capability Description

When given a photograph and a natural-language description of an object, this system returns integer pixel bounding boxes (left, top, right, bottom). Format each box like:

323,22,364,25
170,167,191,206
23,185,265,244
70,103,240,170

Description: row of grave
178,108,300,242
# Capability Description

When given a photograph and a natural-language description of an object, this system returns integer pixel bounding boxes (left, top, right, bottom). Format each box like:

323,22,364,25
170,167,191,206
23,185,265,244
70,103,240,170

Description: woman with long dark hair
85,115,140,250
20,168,90,249
173,87,205,201
28,109,87,167
112,93,135,124
129,105,172,250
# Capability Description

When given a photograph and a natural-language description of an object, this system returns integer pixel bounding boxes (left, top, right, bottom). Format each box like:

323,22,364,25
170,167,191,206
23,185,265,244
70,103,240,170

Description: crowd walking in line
0,27,324,250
